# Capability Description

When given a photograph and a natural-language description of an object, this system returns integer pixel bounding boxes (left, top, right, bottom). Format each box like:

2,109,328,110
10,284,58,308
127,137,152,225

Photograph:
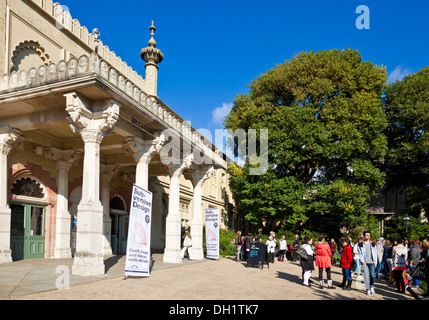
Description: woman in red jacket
340,238,354,290
315,234,335,289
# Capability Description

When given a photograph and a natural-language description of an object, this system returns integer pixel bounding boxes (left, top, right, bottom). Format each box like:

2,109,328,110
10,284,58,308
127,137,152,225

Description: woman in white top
278,235,287,262
266,236,277,263
300,236,315,287
181,228,193,260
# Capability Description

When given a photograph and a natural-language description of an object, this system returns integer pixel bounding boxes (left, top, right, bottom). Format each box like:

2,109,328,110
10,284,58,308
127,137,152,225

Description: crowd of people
232,229,429,297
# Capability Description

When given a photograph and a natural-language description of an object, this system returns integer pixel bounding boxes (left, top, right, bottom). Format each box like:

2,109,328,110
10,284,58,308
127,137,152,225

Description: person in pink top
316,234,335,289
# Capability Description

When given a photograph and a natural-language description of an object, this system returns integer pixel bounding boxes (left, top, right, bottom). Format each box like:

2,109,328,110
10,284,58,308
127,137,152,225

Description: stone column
163,155,193,263
100,164,120,256
65,92,120,276
45,147,81,259
0,128,21,264
123,134,165,190
190,166,215,260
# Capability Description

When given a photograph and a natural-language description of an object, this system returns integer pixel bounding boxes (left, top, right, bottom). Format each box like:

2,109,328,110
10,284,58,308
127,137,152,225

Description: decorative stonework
64,92,121,141
10,40,51,73
0,52,224,167
11,177,44,198
0,128,22,155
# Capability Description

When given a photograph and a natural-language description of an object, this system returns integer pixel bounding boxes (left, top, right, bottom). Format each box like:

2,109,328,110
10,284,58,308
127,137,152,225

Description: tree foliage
384,67,429,216
225,49,388,233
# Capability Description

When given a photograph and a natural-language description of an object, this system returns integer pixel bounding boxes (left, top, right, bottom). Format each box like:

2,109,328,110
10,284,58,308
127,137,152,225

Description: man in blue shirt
358,231,378,296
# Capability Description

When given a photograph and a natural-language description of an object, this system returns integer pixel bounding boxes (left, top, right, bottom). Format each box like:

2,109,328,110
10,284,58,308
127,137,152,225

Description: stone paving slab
1,255,426,301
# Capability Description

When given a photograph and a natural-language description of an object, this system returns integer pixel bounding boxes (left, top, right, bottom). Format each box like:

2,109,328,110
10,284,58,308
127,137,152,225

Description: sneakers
370,287,375,294
367,290,372,296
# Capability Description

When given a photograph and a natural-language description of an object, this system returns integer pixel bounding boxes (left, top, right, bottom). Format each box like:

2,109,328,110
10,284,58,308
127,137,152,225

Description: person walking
181,228,193,260
386,240,394,280
375,238,384,279
244,232,253,261
300,236,315,287
392,239,408,293
293,234,300,262
234,231,243,262
266,236,276,263
382,239,391,280
352,236,363,278
278,235,287,262
408,239,421,289
315,234,335,289
329,238,337,265
420,240,429,297
340,238,354,290
357,230,378,296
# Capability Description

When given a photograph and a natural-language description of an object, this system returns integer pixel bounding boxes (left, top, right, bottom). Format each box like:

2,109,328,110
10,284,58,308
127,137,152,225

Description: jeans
353,258,362,275
363,263,376,291
409,266,420,285
235,245,242,261
376,262,382,278
342,268,352,281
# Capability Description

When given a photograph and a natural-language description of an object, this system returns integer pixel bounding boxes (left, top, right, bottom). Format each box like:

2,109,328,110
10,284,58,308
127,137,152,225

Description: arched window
11,177,44,198
110,195,126,211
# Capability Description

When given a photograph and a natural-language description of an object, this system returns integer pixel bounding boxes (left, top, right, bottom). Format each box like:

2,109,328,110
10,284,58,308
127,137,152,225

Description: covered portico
0,50,226,276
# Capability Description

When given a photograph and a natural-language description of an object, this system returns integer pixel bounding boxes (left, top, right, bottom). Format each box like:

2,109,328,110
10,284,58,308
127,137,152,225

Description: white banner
124,184,153,277
204,208,219,259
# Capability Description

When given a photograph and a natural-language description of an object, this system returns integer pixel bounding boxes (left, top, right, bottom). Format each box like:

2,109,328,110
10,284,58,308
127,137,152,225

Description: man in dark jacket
244,233,253,261
293,234,300,262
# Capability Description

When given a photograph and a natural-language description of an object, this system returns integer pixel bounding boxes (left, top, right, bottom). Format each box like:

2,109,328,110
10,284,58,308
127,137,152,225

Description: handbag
410,263,425,280
297,248,308,260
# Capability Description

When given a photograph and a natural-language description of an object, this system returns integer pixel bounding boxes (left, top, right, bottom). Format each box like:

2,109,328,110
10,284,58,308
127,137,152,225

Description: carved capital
45,147,82,165
167,154,194,177
192,165,215,186
100,164,121,181
0,128,22,155
64,92,120,142
80,128,105,144
123,132,165,163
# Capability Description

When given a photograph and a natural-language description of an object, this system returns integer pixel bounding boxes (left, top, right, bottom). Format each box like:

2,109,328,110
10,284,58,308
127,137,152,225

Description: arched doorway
10,176,47,261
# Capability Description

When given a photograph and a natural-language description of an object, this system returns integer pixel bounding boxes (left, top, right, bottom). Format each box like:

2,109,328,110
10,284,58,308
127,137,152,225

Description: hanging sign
204,208,219,259
124,184,153,277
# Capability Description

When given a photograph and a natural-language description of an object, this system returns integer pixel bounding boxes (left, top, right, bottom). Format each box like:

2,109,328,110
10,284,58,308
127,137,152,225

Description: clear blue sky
64,0,429,141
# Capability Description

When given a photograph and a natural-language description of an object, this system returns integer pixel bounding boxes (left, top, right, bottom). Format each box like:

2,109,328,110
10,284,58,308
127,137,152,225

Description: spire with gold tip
140,20,164,65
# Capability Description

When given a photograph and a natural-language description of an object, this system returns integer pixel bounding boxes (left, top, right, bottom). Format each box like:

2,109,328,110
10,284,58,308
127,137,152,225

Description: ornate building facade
0,0,237,276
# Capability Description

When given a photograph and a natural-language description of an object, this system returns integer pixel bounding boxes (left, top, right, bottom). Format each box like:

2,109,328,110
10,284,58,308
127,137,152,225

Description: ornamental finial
148,20,157,48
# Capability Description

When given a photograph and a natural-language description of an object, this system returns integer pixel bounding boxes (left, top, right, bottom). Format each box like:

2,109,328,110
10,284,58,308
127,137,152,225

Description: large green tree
384,67,429,217
225,49,388,233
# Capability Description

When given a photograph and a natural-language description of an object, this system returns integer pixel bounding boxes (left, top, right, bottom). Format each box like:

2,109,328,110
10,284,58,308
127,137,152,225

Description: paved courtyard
0,254,424,301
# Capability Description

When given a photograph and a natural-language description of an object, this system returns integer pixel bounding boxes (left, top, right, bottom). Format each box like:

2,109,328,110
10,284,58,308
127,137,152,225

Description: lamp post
403,213,410,237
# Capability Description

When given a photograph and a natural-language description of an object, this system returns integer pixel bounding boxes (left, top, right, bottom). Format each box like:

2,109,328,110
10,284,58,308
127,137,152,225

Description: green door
10,203,45,260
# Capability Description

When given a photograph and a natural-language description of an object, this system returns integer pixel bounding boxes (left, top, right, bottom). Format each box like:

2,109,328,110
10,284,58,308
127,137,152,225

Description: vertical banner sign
124,184,153,277
204,208,219,259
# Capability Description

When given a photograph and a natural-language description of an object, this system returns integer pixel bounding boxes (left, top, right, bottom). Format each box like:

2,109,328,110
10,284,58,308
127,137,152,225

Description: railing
0,53,226,167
